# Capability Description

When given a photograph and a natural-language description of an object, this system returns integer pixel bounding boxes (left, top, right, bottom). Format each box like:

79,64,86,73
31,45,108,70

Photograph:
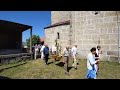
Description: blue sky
0,11,51,42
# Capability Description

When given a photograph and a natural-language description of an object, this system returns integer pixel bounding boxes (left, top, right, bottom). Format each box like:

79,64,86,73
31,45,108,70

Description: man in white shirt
85,47,99,79
96,46,101,58
34,44,39,59
40,44,45,60
71,44,77,69
95,45,101,75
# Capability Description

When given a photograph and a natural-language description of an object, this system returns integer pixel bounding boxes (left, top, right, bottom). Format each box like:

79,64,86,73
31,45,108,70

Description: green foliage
26,35,41,47
55,39,61,55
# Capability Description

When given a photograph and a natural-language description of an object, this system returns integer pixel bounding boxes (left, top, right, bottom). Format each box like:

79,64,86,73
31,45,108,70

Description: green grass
0,57,120,79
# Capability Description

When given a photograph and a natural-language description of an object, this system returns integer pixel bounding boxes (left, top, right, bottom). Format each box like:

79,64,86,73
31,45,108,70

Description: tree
26,35,41,47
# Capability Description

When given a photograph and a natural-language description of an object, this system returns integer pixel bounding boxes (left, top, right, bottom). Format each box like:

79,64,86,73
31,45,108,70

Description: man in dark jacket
43,44,49,65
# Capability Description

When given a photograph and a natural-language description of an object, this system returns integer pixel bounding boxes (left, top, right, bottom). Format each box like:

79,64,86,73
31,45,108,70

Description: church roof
44,20,70,29
40,38,44,42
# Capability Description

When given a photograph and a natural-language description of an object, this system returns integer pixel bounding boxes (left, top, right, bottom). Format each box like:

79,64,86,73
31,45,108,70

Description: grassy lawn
0,57,120,79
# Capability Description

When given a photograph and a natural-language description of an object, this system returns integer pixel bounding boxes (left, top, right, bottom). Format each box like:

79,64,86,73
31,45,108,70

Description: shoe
96,73,98,76
75,67,77,70
45,63,48,65
65,72,69,76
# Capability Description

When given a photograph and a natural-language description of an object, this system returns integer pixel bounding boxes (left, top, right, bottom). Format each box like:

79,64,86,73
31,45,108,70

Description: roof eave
44,20,70,29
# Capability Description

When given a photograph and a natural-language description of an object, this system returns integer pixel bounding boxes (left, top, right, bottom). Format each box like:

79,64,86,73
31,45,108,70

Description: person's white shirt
40,45,45,59
52,45,57,52
35,46,39,52
96,49,101,58
40,45,45,52
96,49,99,57
87,53,97,70
71,46,77,55
63,48,69,57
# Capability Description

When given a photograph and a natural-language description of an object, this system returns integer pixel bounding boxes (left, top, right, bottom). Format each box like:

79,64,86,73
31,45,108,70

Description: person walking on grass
40,44,45,60
35,44,39,59
63,45,70,75
43,44,49,65
71,44,78,70
95,45,102,76
85,47,99,79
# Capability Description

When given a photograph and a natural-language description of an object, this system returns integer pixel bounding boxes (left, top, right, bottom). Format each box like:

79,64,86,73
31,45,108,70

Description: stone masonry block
103,40,117,45
104,11,116,17
109,34,118,40
109,45,118,51
101,45,109,50
100,34,109,40
107,28,113,34
107,51,118,56
109,56,118,62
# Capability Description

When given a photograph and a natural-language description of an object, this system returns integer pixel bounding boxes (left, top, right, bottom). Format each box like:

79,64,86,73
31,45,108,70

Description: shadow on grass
55,60,60,61
68,66,73,72
56,62,73,71
47,61,54,65
0,62,27,73
55,62,64,67
0,76,11,79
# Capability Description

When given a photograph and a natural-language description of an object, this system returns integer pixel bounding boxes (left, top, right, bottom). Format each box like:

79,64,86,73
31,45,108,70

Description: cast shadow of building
0,76,11,79
0,62,27,73
55,62,73,72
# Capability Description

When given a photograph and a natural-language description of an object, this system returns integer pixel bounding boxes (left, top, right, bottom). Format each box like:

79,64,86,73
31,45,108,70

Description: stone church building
44,11,120,62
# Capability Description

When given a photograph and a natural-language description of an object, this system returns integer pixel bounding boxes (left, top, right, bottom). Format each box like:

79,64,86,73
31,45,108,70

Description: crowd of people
62,44,101,79
32,43,49,64
32,43,102,79
85,46,101,79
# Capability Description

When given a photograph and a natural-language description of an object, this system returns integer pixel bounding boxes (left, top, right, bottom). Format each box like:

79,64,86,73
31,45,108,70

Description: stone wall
45,11,120,62
73,11,119,61
44,24,70,51
51,11,71,24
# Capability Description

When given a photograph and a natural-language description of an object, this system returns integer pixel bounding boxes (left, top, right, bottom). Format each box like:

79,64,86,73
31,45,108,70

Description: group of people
85,46,101,79
32,43,102,79
32,44,49,65
63,44,101,79
32,44,41,59
63,44,78,75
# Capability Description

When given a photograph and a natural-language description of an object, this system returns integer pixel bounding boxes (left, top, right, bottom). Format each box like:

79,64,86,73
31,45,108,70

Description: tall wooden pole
30,27,32,53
